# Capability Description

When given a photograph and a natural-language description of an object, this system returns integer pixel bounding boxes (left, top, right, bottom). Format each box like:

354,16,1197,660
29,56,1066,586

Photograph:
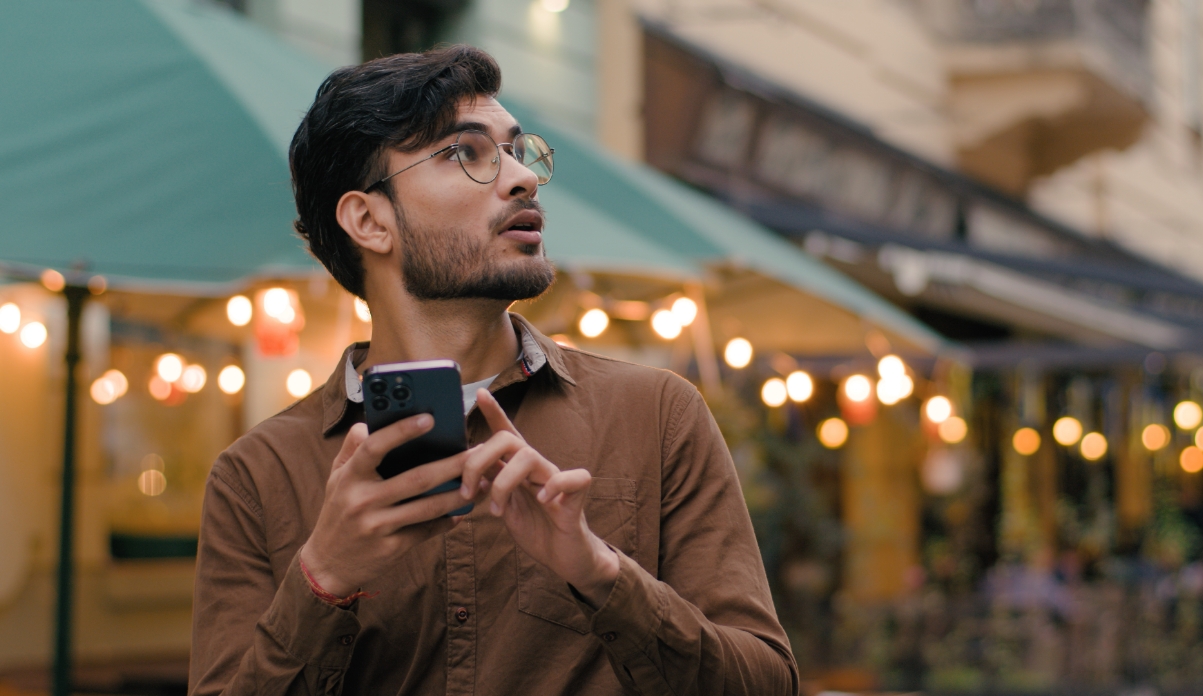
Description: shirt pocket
515,477,638,633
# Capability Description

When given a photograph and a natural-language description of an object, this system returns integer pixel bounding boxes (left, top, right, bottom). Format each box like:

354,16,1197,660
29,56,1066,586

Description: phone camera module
368,379,387,395
371,396,390,412
392,385,412,403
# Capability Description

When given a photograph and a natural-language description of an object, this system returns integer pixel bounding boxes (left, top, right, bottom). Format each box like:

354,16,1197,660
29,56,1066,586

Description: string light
354,297,371,322
218,365,245,394
786,371,813,402
1013,428,1041,456
761,378,787,407
818,418,849,449
1081,432,1108,461
939,416,968,444
877,355,905,379
1053,417,1083,446
876,374,913,405
1141,424,1170,451
180,365,207,393
286,368,313,398
226,296,252,326
650,309,683,339
724,338,753,368
19,321,47,348
670,297,697,327
924,396,952,424
1181,447,1203,473
843,375,872,403
155,353,184,383
1175,401,1203,430
0,303,20,334
579,309,609,338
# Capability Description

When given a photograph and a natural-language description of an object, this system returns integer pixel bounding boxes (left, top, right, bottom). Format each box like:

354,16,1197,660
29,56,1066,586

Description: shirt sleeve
188,457,363,696
577,385,800,696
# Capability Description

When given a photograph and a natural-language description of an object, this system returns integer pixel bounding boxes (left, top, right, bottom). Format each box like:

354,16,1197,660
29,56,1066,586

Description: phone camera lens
371,396,390,412
368,379,387,395
392,385,412,402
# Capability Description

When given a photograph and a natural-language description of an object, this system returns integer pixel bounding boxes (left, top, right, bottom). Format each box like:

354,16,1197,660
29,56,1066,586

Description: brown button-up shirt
189,314,798,696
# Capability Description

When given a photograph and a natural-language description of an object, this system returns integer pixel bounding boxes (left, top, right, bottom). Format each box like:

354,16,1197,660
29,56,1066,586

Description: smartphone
363,359,473,517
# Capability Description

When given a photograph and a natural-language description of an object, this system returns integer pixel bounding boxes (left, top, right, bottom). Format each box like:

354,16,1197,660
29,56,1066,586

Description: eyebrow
436,120,524,143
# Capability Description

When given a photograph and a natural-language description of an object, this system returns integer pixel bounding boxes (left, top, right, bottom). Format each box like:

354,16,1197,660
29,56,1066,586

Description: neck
362,294,520,385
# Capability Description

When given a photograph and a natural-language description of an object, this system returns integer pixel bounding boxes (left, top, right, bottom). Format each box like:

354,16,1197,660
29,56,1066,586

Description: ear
335,189,396,256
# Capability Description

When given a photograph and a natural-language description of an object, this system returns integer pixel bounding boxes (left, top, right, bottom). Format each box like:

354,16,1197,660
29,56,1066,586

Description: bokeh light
924,396,952,424
354,297,371,322
670,297,697,327
226,295,252,326
1053,416,1083,446
876,375,913,405
1181,446,1203,473
148,375,172,401
818,418,849,449
877,355,905,379
155,353,184,383
541,0,569,11
1012,427,1041,456
19,321,47,348
786,371,813,402
1081,432,1108,461
218,365,245,394
138,469,166,497
578,308,609,338
724,338,753,368
1141,424,1170,451
90,376,119,405
650,309,682,339
761,378,787,407
286,368,313,398
0,303,20,334
41,269,65,292
843,375,872,403
1175,401,1203,430
939,416,968,444
180,364,207,393
103,369,128,397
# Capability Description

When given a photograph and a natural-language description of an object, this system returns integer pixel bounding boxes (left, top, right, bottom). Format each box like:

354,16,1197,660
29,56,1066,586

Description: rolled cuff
574,549,665,663
261,552,364,670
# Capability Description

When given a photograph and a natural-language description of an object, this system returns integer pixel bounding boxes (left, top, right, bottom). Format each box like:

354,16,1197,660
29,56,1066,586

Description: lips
499,209,544,246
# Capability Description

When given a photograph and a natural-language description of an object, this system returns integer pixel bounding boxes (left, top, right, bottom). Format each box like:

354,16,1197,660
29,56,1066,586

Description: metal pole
52,285,86,696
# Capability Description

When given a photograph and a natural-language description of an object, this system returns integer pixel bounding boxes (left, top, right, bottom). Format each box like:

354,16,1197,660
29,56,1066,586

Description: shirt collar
320,313,575,436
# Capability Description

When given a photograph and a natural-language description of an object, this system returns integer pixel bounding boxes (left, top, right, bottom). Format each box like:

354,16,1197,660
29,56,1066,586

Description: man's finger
374,449,470,505
477,389,522,438
535,468,592,503
458,430,525,499
347,413,434,478
489,448,557,514
372,488,473,532
331,423,368,476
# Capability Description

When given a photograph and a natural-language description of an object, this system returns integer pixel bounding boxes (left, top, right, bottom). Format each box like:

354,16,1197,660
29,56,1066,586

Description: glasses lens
454,130,500,184
515,134,554,185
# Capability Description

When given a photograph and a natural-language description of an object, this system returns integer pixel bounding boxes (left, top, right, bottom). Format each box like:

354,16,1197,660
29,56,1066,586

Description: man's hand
301,415,470,598
459,389,619,607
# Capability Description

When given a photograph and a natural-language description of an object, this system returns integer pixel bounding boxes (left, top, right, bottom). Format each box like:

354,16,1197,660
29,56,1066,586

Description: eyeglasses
365,130,554,192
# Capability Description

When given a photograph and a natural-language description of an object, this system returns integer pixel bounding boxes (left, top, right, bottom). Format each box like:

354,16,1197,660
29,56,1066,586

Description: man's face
379,96,555,302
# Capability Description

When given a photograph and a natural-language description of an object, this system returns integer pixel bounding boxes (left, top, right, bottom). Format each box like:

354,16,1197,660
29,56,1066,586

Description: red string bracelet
298,551,378,608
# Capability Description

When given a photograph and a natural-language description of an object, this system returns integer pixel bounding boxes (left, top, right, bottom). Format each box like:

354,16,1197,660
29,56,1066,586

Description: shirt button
337,634,354,646
602,632,618,642
455,607,470,622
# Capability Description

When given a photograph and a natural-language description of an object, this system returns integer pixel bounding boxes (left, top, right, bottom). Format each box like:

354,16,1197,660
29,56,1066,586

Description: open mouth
499,210,544,244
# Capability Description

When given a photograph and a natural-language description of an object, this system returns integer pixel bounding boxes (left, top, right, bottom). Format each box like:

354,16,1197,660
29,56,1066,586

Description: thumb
332,422,368,475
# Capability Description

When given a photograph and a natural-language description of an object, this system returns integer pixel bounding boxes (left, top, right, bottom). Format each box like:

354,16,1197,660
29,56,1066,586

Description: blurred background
2,0,1203,694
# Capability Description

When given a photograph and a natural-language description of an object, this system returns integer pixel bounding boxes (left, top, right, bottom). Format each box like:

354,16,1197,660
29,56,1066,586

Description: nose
496,147,539,199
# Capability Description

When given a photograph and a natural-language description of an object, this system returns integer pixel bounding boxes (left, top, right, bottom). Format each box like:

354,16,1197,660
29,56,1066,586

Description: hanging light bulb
41,269,65,292
1080,432,1108,461
218,365,245,394
670,297,697,327
354,297,372,322
650,309,683,339
843,375,872,403
1175,401,1203,430
1142,424,1170,451
578,308,609,338
90,376,119,405
761,378,787,407
0,303,20,334
1053,417,1083,446
103,369,128,397
180,365,207,393
155,353,184,383
1012,427,1041,456
226,296,252,326
924,396,952,424
19,321,47,349
818,418,849,449
786,371,813,402
1181,447,1203,473
724,338,753,368
939,416,968,444
877,355,906,379
286,368,313,398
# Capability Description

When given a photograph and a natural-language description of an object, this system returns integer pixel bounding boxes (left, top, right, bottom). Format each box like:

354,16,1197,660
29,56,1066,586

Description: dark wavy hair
289,45,502,299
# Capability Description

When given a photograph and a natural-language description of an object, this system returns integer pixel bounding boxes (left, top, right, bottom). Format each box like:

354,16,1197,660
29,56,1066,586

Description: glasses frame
364,129,554,193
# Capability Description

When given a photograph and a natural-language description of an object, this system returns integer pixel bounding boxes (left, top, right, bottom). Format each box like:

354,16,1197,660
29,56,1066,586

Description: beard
394,199,556,301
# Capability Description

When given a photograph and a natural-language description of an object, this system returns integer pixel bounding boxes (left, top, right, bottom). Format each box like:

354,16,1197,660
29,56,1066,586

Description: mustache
489,198,546,233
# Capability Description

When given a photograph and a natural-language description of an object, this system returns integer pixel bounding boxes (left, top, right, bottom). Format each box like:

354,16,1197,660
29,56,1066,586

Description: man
189,45,797,696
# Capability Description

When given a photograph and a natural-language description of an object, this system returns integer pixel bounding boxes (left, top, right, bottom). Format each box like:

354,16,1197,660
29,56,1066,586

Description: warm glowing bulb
650,309,682,339
0,303,20,334
263,288,291,320
786,371,813,402
877,355,905,379
1142,424,1170,451
103,369,128,397
138,469,166,496
579,309,609,338
1080,432,1108,461
724,338,753,368
286,368,313,398
156,353,184,383
939,416,968,444
541,0,569,11
1182,447,1203,473
90,377,118,405
670,297,697,327
1053,417,1083,446
818,418,849,449
180,364,207,393
19,321,47,348
218,365,245,394
925,396,952,424
761,378,787,407
148,375,172,401
41,269,65,292
876,375,913,405
1175,401,1203,430
354,297,371,322
843,375,872,403
1013,427,1041,456
226,295,252,326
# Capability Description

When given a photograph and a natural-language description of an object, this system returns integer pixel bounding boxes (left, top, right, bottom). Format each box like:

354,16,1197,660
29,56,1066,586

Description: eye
452,144,479,163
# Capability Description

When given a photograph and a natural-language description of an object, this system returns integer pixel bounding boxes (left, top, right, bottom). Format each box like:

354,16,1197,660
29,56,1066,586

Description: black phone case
363,361,473,516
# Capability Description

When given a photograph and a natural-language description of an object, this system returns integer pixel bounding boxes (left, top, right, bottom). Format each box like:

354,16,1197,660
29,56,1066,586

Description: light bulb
578,309,609,338
287,368,313,398
218,365,245,394
843,375,872,403
1175,401,1203,430
1080,432,1108,461
650,309,682,339
670,297,697,327
138,469,167,496
1182,447,1203,473
180,365,207,393
19,321,47,348
877,355,905,379
263,287,291,320
786,371,813,402
0,303,20,334
156,353,184,383
41,269,65,292
761,378,787,407
226,295,252,326
1053,416,1083,446
924,396,952,424
818,418,849,449
90,376,118,405
148,375,172,401
1141,424,1170,451
939,416,968,444
103,369,128,397
1013,427,1041,456
724,338,753,368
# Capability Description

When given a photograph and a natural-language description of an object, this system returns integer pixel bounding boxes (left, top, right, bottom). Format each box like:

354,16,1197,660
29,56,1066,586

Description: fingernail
478,479,489,491
537,488,548,502
489,501,500,515
460,483,470,498
417,414,433,427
